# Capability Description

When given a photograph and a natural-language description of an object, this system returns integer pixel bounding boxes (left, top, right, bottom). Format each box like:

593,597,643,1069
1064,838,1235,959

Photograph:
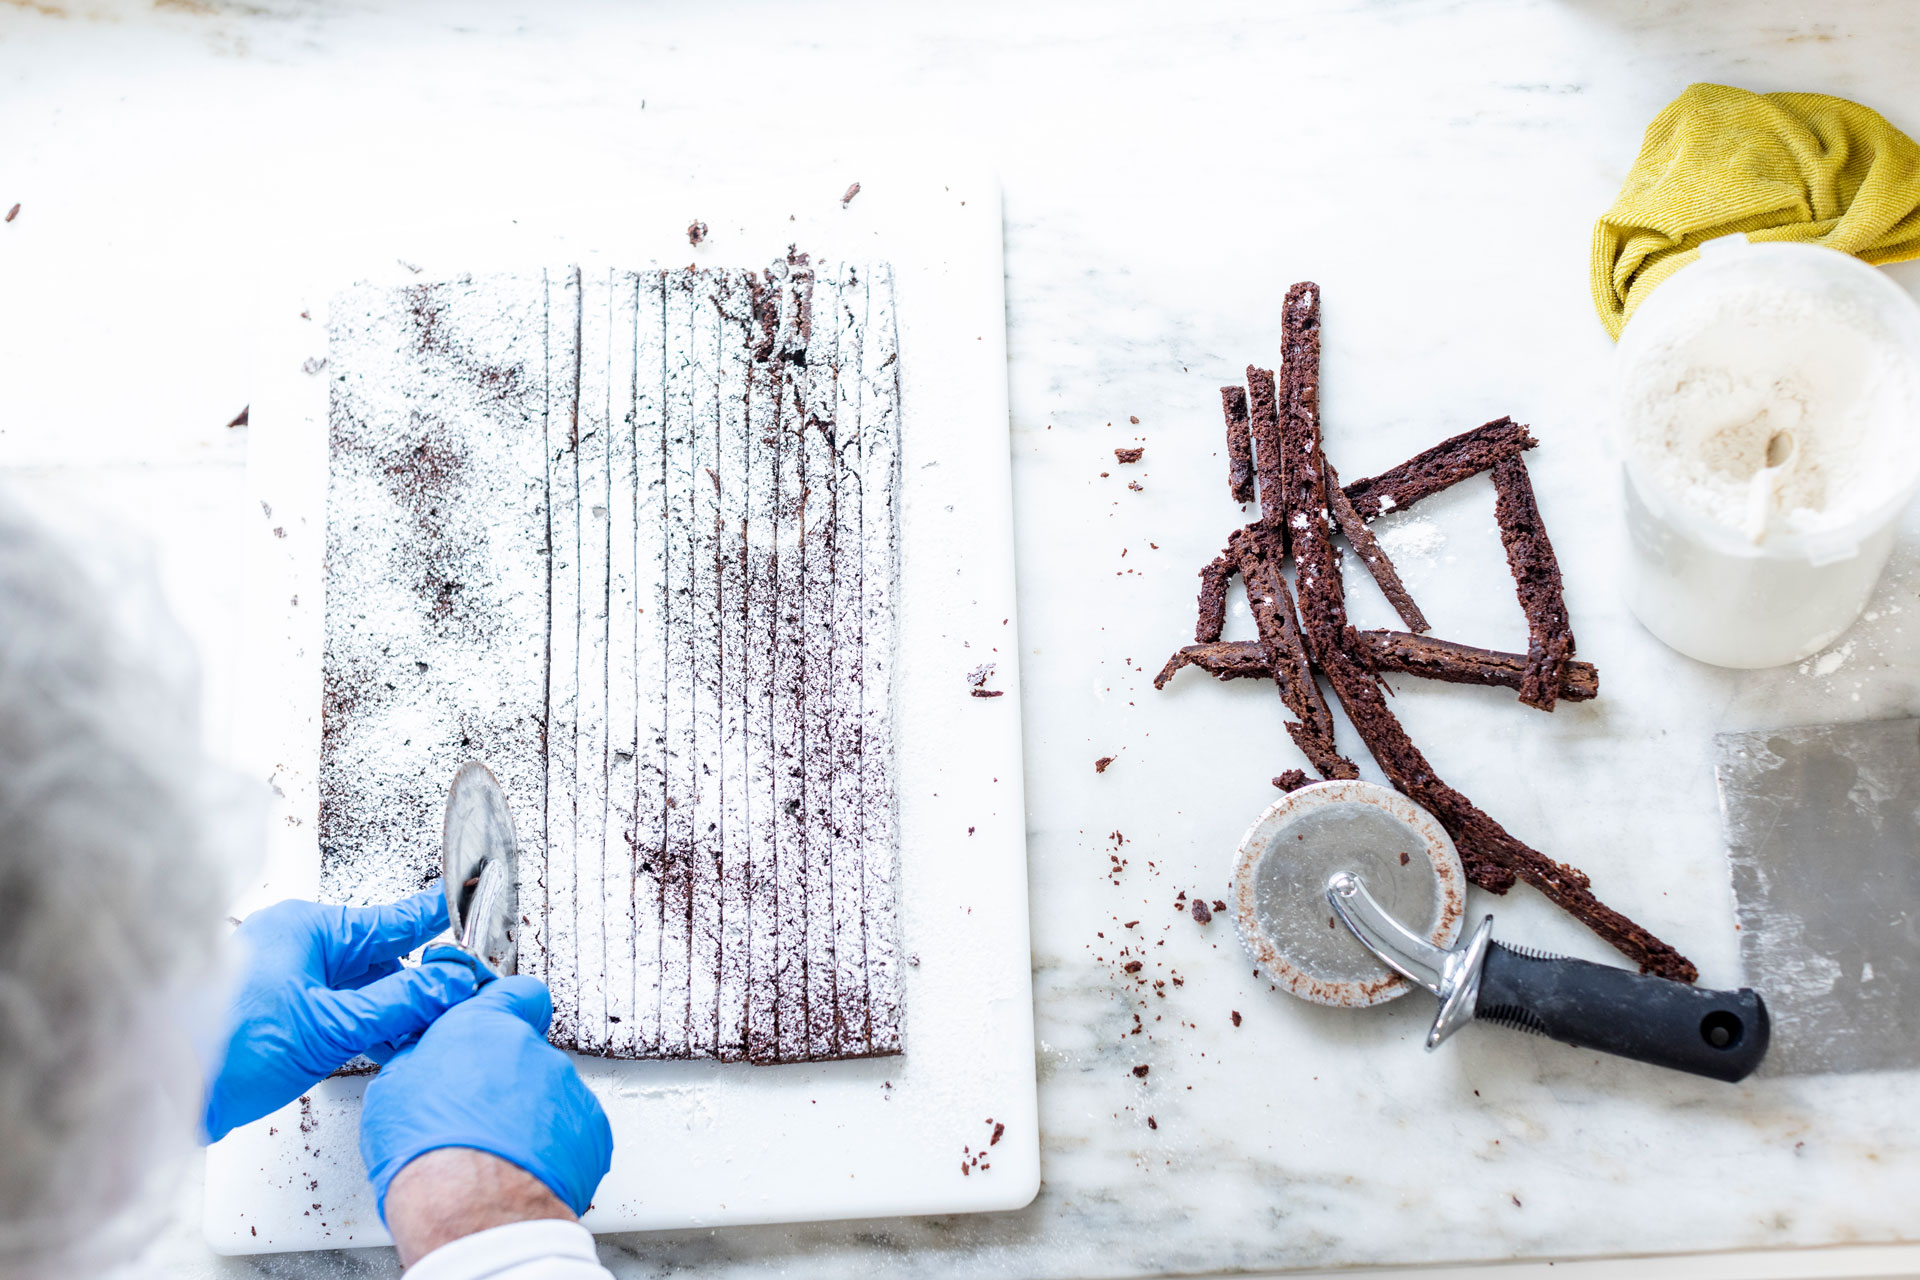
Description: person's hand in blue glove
203,890,478,1143
360,975,613,1264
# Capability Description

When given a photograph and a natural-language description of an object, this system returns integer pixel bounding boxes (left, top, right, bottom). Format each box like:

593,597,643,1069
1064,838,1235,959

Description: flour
1374,517,1444,566
1620,283,1919,540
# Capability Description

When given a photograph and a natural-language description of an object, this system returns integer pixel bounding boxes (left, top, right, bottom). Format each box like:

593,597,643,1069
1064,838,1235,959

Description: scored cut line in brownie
1324,458,1429,634
1491,454,1575,712
1342,417,1536,521
1155,634,1599,703
1221,385,1255,504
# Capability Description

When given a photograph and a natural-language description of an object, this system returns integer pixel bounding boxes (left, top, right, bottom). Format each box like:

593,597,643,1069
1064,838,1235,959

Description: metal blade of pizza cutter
1715,718,1920,1076
1229,779,1468,1008
437,759,520,980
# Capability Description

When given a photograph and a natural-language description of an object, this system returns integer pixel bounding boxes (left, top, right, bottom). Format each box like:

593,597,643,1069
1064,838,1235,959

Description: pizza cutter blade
424,759,519,982
1231,779,1771,1082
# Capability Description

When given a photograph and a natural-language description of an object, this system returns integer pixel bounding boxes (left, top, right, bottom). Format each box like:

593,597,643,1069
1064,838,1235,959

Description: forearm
387,1148,608,1276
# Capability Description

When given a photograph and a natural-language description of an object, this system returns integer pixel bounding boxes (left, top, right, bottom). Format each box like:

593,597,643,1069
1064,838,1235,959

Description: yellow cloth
1591,83,1920,338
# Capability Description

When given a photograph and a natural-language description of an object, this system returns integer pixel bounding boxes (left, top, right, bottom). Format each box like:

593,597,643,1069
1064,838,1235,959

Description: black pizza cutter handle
1327,873,1771,1084
1473,941,1770,1083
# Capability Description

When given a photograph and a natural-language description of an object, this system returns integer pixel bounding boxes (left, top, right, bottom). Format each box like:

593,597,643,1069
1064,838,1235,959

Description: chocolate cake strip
630,270,670,1057
1342,417,1536,521
828,262,872,1056
1275,284,1351,669
1491,455,1576,712
714,269,755,1061
859,263,905,1055
658,268,699,1055
1324,458,1429,634
800,261,842,1060
545,266,584,1048
574,268,617,1057
770,256,812,1063
1359,629,1597,702
1221,384,1254,504
1194,549,1233,644
1152,639,1270,688
1230,526,1356,780
1154,635,1599,702
1246,366,1287,539
742,269,782,1064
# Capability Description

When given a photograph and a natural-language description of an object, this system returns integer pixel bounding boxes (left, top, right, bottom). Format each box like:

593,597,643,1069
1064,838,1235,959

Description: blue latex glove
203,890,478,1143
360,975,613,1221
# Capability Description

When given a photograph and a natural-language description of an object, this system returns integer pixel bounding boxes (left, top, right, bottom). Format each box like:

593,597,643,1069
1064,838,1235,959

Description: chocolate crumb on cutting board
1190,899,1212,925
4,203,17,223
1094,755,1115,773
841,182,861,206
686,220,709,245
227,406,250,429
1115,447,1144,464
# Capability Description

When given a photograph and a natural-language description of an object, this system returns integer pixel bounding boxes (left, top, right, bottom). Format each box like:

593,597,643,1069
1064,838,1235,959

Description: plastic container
1615,238,1920,669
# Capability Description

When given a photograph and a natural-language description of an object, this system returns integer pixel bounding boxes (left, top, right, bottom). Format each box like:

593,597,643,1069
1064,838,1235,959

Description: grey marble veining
5,0,1920,1276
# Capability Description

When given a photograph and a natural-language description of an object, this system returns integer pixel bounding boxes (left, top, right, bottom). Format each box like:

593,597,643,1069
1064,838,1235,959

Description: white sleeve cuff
403,1218,612,1280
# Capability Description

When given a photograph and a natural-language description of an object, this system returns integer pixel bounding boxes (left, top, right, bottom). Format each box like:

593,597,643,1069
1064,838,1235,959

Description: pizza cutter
421,760,520,983
1230,780,1769,1082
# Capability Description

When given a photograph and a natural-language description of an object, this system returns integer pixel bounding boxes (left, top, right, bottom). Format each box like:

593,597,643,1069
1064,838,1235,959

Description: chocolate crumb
1211,900,1224,913
1129,416,1140,425
6,203,19,223
1094,756,1115,773
841,182,861,206
227,406,250,429
1147,1116,1158,1129
1115,447,1145,464
969,688,1005,698
687,220,709,246
991,1122,1005,1145
1189,899,1212,925
1272,768,1311,792
1124,960,1143,973
1127,481,1143,492
1231,1010,1242,1027
1131,1064,1149,1078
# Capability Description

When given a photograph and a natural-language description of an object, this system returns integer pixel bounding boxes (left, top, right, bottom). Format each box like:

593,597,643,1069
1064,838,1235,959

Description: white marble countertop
5,2,1920,1277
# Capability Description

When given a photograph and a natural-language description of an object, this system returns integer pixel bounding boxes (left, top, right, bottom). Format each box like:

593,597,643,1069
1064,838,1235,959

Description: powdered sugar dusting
319,259,903,1064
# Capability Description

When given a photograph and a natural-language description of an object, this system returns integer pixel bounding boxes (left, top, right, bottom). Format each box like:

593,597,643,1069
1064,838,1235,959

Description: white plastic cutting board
206,173,1038,1254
